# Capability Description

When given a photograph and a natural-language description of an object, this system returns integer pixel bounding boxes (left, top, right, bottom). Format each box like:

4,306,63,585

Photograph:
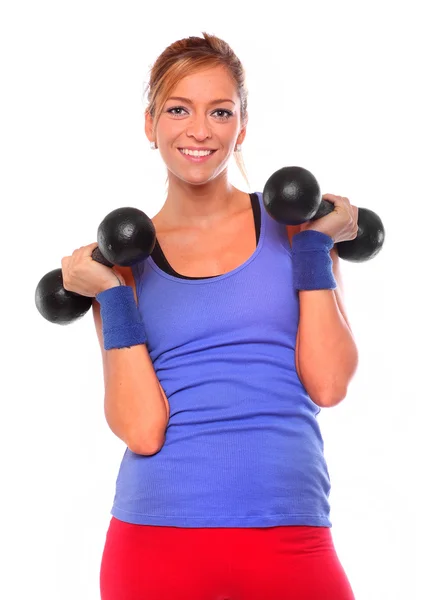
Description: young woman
62,32,358,600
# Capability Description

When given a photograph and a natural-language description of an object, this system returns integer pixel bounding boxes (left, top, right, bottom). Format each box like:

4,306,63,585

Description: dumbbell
263,166,385,261
35,207,156,325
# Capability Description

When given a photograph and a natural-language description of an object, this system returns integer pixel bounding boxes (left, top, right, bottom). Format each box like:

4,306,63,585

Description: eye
167,107,233,120
213,109,233,120
167,107,188,116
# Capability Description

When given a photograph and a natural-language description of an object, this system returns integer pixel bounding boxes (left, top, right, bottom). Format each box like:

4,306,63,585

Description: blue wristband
290,230,337,291
95,285,147,350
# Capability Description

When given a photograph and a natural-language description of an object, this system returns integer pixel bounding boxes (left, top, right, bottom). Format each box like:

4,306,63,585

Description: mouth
178,148,217,163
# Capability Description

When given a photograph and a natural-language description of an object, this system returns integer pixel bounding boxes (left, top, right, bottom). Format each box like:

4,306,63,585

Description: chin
173,170,219,186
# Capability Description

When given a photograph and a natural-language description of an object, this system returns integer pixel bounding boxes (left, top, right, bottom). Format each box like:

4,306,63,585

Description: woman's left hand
299,194,359,244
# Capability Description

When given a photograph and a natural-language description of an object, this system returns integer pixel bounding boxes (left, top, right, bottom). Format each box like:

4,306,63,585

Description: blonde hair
142,32,250,189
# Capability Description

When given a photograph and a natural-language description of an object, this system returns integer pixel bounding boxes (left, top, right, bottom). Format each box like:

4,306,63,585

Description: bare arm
93,266,170,455
292,238,359,408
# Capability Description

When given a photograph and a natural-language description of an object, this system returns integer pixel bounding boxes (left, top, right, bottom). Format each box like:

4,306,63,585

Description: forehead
169,66,238,102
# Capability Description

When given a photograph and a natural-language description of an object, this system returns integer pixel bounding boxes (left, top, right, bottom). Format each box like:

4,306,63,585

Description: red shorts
100,516,355,599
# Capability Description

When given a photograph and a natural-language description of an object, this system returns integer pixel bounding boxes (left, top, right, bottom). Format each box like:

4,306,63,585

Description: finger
322,194,341,200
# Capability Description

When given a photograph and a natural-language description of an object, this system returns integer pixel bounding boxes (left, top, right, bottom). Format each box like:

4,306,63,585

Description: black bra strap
151,192,260,280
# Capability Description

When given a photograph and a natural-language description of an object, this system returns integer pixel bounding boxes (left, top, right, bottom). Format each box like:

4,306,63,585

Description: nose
186,113,212,141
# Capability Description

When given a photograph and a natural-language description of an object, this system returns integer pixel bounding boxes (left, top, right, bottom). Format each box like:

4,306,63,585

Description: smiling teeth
180,149,213,156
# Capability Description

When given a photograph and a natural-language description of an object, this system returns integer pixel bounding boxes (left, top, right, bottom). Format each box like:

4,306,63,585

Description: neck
157,172,240,230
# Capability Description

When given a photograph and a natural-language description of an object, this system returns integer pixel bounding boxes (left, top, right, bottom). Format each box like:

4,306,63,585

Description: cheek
156,119,182,138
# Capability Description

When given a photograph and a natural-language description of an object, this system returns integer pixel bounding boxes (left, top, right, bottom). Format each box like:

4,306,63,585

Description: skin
71,64,356,311
144,65,248,230
88,63,357,417
143,63,357,240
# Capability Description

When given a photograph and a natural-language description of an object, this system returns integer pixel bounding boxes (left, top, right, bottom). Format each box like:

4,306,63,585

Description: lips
178,149,217,162
178,148,217,152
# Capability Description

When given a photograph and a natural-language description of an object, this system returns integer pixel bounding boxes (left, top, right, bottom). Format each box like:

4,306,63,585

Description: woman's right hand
61,242,126,297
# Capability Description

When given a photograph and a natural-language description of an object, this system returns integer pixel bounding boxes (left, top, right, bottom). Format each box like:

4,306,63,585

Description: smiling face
145,65,247,186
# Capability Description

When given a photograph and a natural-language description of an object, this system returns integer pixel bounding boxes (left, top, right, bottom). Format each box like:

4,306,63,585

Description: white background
1,1,434,598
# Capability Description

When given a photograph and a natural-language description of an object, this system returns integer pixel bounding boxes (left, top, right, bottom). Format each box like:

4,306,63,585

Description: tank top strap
255,190,292,258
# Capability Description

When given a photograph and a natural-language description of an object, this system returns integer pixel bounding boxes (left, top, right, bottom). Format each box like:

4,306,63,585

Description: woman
62,32,358,600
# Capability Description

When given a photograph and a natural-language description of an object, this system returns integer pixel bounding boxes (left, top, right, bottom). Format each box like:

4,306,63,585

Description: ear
237,115,248,145
144,110,154,143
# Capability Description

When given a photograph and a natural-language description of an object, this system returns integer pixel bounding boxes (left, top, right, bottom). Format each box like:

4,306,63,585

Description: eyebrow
167,96,235,106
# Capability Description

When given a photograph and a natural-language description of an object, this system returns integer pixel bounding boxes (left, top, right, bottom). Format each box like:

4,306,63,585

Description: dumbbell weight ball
263,166,385,262
35,207,156,325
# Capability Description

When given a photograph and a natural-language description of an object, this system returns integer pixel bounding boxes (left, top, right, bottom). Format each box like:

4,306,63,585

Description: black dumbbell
263,166,385,262
35,207,156,325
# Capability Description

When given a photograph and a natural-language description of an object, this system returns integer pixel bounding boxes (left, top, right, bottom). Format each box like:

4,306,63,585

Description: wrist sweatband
290,230,337,291
95,285,147,350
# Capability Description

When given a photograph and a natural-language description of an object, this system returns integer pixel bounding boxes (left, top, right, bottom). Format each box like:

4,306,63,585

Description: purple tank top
110,191,332,528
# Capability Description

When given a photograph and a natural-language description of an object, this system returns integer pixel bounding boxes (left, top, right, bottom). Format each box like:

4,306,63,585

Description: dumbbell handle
312,199,385,262
91,246,114,269
58,246,116,300
312,198,352,221
262,166,385,262
35,206,156,324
